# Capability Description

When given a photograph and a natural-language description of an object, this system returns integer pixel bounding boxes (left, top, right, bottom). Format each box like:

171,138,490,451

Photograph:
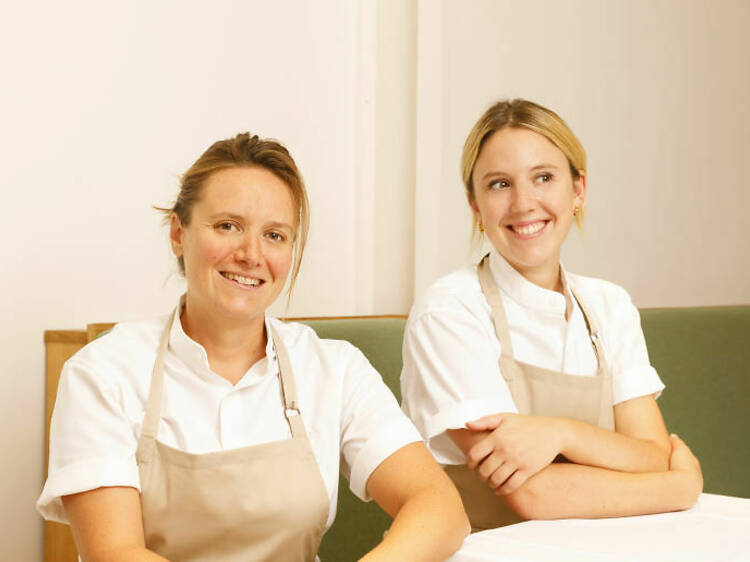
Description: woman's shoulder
266,317,361,359
266,317,379,392
410,265,486,322
566,271,638,318
567,271,632,299
63,315,168,385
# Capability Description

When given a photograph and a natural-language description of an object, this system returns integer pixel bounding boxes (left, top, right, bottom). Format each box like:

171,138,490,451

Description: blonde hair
157,132,309,296
461,99,587,231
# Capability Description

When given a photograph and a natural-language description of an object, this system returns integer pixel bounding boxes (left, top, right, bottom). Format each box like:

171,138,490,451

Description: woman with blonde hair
401,99,703,530
38,132,469,560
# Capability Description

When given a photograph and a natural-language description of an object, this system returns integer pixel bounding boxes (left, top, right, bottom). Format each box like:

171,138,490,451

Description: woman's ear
467,192,480,217
467,193,485,233
573,170,587,208
169,214,184,258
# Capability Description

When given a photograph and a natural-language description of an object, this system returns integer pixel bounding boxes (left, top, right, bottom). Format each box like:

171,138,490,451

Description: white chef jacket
38,308,422,529
401,249,665,465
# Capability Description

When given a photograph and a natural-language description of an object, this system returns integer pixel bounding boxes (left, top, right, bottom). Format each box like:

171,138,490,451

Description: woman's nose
234,234,262,265
510,181,537,213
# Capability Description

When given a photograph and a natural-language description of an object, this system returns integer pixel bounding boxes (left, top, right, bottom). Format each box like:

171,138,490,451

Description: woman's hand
668,434,703,509
464,413,565,495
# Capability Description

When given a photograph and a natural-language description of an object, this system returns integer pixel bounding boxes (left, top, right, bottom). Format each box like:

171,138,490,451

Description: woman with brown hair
401,99,703,531
38,132,469,561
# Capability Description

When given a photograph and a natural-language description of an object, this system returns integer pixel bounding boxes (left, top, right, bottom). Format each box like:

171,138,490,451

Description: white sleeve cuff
36,455,141,523
424,398,518,465
612,366,665,405
348,416,423,502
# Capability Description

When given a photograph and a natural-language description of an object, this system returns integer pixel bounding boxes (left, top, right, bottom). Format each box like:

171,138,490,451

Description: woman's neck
520,264,574,320
509,261,563,293
180,300,268,386
498,254,574,319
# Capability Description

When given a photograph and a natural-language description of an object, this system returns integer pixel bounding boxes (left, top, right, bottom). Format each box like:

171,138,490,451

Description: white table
448,494,750,562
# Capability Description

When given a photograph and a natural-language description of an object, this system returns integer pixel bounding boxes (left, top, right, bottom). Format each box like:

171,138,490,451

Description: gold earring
478,220,484,232
573,207,581,217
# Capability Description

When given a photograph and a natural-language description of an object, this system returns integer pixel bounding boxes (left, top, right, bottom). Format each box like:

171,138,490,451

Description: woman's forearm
63,488,170,562
362,442,469,561
557,417,669,472
361,482,469,561
504,461,701,521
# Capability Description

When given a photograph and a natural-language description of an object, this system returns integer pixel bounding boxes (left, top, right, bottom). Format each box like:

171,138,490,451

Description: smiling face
170,166,297,328
470,126,586,289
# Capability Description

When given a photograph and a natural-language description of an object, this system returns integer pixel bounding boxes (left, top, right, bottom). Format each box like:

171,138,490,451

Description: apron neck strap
477,254,515,356
141,307,176,440
269,323,308,439
568,284,607,368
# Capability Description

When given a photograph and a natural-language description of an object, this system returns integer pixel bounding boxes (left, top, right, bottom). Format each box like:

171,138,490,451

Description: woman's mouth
508,220,548,237
221,271,263,287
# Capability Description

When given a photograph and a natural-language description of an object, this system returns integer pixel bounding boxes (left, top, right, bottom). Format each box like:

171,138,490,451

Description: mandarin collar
488,249,572,317
167,297,277,387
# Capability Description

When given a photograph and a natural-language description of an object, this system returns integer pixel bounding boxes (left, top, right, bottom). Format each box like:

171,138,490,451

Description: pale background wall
1,0,748,559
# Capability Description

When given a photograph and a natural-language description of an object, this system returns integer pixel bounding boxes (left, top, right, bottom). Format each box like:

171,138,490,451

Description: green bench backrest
640,306,750,499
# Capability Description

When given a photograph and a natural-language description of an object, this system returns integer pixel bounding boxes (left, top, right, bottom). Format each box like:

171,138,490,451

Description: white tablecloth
448,494,750,562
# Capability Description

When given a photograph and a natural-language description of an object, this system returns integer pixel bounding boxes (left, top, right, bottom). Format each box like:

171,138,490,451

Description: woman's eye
267,231,286,242
536,173,553,184
489,179,510,190
216,222,239,232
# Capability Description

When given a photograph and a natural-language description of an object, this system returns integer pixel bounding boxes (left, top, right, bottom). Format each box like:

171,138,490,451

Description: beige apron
135,309,329,561
445,255,615,531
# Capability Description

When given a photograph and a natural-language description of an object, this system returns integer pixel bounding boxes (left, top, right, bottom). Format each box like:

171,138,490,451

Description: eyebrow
267,220,295,231
530,163,559,172
479,163,560,181
209,212,244,221
208,213,295,230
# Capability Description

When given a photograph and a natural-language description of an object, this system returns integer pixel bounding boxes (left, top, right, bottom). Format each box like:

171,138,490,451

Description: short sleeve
400,307,518,465
37,358,140,523
337,345,422,502
605,289,665,405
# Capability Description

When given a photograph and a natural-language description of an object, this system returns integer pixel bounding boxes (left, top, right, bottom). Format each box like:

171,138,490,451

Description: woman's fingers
495,469,529,496
475,451,506,482
466,414,506,431
475,453,529,495
466,435,496,469
487,462,517,490
669,434,701,473
667,434,703,507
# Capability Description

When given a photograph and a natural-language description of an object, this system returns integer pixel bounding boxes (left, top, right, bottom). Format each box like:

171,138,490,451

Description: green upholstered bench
302,306,750,561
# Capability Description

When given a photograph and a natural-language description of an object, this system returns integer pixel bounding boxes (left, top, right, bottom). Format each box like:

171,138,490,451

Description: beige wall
374,0,418,313
414,0,750,307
